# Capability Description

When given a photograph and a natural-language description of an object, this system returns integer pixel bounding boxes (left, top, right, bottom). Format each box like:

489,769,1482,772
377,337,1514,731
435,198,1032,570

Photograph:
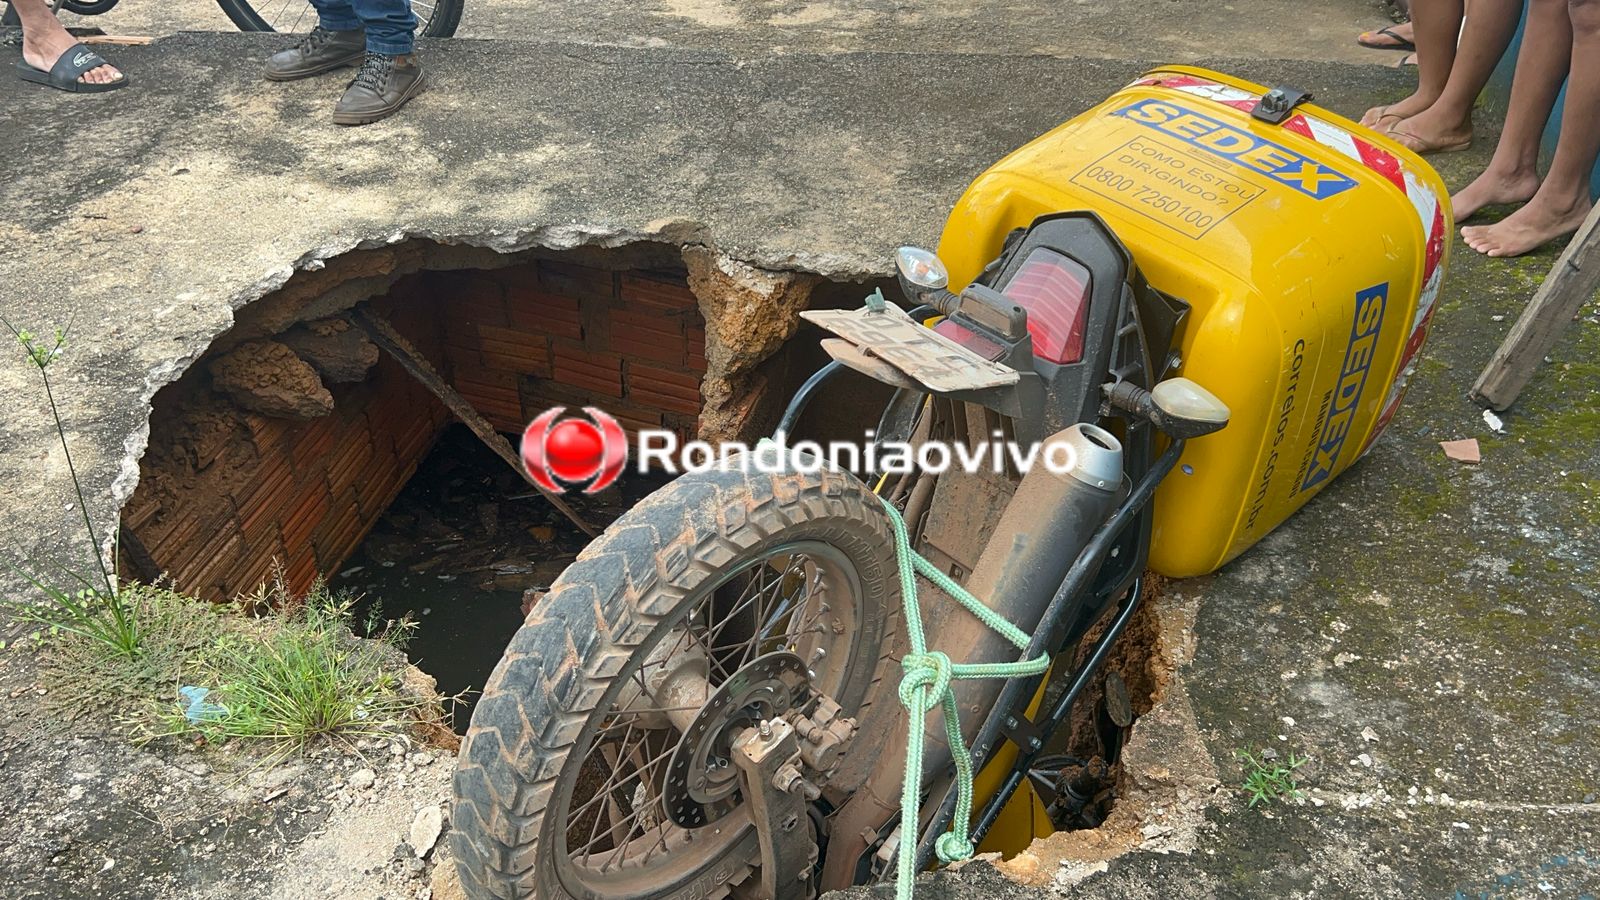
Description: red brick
166,510,243,594
629,386,703,417
325,431,376,499
540,261,616,303
188,531,244,601
620,272,697,311
552,344,624,398
233,542,288,598
280,480,331,555
608,308,687,365
245,413,291,456
477,324,553,376
393,413,445,465
686,326,708,373
354,452,405,519
285,547,320,598
450,275,509,327
629,362,702,394
444,342,485,378
604,404,666,436
505,290,584,342
288,416,338,479
313,487,364,570
453,369,525,427
235,455,296,535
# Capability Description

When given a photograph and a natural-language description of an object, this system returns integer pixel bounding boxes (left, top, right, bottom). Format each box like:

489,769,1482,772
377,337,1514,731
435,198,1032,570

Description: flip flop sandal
16,42,127,93
1360,104,1400,129
1358,25,1415,51
1388,127,1471,155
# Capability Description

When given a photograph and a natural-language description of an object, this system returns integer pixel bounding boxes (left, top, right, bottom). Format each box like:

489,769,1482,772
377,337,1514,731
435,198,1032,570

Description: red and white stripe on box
1129,73,1447,454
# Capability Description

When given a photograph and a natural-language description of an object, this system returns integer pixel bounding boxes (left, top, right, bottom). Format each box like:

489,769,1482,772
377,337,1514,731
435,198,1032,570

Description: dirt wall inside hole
120,284,452,600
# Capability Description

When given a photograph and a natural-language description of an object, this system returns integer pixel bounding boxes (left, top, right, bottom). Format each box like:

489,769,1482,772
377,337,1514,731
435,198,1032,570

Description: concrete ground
65,0,1402,64
3,3,1598,899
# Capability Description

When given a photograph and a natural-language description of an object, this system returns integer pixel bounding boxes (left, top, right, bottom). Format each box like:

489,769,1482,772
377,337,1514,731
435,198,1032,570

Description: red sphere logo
521,407,628,494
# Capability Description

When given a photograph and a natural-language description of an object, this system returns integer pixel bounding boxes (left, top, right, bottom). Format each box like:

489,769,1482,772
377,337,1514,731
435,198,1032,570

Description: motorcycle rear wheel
214,0,463,37
451,465,899,899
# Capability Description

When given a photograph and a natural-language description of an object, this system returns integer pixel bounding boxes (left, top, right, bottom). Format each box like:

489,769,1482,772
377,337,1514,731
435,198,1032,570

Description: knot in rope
898,651,952,707
877,495,1050,900
934,832,975,863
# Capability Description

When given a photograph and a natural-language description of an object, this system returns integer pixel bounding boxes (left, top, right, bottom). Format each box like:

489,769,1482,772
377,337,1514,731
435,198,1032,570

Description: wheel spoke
558,542,858,885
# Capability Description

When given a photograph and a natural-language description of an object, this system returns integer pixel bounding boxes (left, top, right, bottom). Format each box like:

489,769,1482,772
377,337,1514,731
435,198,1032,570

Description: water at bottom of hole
331,424,668,733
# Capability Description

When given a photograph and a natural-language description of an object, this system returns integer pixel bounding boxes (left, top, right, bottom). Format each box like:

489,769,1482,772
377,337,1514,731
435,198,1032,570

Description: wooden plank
1472,204,1600,410
352,306,599,537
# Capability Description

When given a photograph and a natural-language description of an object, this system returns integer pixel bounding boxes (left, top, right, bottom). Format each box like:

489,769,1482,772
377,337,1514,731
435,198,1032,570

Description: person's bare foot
1386,107,1472,154
21,16,122,85
1451,166,1541,221
1360,92,1434,129
1460,192,1592,257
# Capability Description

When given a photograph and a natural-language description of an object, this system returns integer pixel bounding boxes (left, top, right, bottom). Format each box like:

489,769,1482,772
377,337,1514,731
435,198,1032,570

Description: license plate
800,305,1019,393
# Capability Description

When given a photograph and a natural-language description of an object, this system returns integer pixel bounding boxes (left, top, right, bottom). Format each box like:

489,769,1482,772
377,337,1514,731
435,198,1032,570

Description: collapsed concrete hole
1033,585,1168,833
113,232,1169,859
116,237,887,728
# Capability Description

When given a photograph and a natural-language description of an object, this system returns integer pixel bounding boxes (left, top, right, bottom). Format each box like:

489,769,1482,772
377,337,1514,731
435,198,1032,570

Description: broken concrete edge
89,220,890,576
991,587,1226,891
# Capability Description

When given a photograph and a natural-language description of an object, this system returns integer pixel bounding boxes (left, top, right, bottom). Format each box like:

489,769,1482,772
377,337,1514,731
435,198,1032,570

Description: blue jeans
311,0,417,55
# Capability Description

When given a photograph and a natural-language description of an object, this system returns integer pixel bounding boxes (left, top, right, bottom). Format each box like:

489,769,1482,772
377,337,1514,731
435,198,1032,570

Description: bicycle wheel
215,0,463,38
62,0,122,15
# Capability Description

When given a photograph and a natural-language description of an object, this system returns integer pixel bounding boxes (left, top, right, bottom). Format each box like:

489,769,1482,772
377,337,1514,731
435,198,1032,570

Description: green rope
880,495,1050,899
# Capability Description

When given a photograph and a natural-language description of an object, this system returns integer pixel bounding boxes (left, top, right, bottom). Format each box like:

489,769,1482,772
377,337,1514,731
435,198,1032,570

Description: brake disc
663,651,810,828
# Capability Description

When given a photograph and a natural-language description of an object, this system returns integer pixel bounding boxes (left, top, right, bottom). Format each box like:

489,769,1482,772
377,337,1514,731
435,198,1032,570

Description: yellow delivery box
937,67,1451,577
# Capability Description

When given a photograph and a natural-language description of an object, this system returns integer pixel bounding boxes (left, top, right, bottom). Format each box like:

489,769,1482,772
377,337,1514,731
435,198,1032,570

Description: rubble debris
278,317,380,383
409,805,444,859
1440,439,1481,465
208,339,334,419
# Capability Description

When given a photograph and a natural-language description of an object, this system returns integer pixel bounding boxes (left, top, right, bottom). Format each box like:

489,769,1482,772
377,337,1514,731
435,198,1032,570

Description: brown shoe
265,27,366,82
332,53,427,126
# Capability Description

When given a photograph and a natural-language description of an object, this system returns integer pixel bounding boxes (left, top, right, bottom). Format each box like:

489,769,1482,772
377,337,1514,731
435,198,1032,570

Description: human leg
1388,0,1522,152
1452,0,1574,219
12,0,122,86
1362,0,1463,127
1463,0,1600,256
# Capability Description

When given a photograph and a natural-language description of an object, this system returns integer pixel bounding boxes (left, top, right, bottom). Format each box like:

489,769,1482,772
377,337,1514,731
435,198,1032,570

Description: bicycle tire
61,0,122,15
214,0,463,38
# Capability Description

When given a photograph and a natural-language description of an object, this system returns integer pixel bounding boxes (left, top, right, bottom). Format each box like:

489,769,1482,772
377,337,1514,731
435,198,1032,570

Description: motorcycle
449,66,1450,899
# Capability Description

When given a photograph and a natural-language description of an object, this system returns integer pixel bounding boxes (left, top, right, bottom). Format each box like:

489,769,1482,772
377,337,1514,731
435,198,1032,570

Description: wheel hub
663,651,810,827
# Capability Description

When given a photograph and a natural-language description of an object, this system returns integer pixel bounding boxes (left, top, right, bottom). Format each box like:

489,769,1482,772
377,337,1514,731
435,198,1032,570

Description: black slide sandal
1357,25,1415,52
16,42,127,93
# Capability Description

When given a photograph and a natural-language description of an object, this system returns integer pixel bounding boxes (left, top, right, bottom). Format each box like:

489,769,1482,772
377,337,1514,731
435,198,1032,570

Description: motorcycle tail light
1002,248,1092,364
934,316,1005,360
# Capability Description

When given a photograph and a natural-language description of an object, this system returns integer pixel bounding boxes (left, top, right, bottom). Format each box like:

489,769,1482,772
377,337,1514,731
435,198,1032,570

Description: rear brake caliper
733,719,817,900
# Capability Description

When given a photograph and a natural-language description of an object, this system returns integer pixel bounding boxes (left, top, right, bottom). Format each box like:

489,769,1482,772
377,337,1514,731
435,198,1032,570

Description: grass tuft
155,571,420,750
1236,747,1307,807
3,315,140,660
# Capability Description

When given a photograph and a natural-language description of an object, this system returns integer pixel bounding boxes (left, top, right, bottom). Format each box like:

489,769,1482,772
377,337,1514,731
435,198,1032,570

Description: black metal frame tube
912,437,1186,869
970,574,1143,844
